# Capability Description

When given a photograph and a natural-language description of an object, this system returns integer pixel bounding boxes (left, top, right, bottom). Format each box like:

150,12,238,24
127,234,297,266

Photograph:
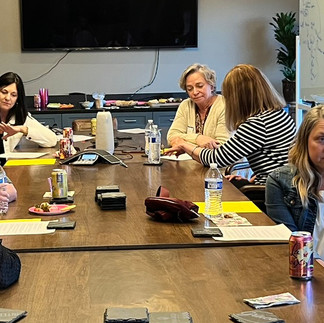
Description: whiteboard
300,0,324,100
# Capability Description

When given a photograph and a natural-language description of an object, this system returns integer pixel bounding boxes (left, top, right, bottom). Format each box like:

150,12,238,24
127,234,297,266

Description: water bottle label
205,180,222,190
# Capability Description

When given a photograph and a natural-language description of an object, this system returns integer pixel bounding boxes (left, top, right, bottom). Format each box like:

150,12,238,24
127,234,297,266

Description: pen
120,161,128,168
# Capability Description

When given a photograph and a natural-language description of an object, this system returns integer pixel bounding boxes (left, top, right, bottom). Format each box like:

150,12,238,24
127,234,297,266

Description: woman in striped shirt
165,64,296,186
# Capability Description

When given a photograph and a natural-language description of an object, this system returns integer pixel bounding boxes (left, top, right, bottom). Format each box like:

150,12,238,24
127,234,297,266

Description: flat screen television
20,0,198,51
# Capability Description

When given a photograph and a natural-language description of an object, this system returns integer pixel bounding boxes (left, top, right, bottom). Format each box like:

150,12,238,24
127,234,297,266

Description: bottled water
144,119,154,155
204,163,223,218
148,125,161,164
0,166,8,215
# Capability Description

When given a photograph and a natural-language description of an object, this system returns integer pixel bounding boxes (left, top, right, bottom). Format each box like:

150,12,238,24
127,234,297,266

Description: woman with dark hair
0,72,57,153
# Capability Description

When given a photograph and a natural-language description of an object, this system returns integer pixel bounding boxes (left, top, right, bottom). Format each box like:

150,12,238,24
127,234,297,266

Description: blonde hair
179,63,216,93
289,105,324,206
222,64,286,131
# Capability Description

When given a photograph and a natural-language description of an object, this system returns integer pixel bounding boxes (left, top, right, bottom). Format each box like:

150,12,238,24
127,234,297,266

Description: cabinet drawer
112,112,151,129
62,113,97,128
153,111,176,128
33,114,62,128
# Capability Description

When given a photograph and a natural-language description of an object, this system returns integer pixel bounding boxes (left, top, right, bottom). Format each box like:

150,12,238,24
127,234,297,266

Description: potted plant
270,12,298,103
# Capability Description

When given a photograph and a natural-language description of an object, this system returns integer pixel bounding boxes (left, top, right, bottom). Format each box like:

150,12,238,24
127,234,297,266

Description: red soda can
59,138,72,160
34,94,41,109
289,231,313,280
63,127,73,146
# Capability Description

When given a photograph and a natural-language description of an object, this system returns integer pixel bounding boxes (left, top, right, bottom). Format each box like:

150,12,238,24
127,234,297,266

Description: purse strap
156,186,169,198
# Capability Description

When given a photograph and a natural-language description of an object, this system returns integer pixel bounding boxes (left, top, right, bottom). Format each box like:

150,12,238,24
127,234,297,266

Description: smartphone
191,227,223,237
47,221,76,230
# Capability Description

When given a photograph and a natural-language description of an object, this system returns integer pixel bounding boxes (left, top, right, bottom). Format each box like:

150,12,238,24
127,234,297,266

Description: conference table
1,133,323,323
1,134,276,252
1,245,323,323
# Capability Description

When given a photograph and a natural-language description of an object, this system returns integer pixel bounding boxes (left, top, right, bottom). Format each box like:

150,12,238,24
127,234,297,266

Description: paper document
0,221,55,235
0,152,48,159
161,153,192,161
118,128,145,134
213,223,291,241
57,134,93,142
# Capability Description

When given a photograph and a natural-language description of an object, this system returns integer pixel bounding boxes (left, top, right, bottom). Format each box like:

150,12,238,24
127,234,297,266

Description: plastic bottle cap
210,163,218,169
148,119,153,123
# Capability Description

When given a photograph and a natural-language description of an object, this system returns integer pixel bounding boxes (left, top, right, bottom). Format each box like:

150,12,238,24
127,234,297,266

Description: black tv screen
20,0,198,51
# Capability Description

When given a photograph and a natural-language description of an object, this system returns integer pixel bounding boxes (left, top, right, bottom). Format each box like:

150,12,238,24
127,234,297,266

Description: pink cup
39,88,48,109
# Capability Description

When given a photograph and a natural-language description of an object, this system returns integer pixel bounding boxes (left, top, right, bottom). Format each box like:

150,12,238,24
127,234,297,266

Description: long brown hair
222,64,286,131
290,105,324,206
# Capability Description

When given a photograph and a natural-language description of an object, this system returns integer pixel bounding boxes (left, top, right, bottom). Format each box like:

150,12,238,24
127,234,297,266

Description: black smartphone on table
191,227,223,237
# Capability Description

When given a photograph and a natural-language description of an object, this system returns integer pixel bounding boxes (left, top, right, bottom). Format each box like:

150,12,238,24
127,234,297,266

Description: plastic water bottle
0,166,8,215
148,125,161,164
204,163,223,218
144,119,154,155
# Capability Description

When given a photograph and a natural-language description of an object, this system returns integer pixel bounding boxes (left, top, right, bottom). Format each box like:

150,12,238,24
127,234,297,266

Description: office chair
224,161,266,213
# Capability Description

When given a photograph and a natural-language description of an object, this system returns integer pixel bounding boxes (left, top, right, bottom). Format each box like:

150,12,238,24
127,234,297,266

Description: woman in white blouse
0,72,57,153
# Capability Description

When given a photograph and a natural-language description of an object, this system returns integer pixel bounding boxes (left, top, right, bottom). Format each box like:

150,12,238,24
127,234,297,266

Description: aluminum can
34,94,41,109
63,127,73,146
91,118,97,135
51,169,68,199
59,138,72,160
289,231,313,280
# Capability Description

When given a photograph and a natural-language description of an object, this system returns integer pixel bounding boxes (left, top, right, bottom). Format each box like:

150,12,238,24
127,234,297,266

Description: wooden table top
2,152,276,252
1,245,323,323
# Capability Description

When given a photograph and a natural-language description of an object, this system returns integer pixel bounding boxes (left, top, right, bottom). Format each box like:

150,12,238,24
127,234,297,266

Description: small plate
29,204,72,215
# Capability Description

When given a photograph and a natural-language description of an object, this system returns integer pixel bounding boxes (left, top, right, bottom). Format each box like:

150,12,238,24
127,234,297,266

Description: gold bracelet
190,145,199,157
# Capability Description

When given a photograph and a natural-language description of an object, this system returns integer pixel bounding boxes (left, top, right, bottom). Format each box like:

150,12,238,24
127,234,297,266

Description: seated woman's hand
225,174,256,184
164,137,186,157
225,174,244,182
0,184,9,203
0,122,26,140
196,135,219,149
163,145,185,157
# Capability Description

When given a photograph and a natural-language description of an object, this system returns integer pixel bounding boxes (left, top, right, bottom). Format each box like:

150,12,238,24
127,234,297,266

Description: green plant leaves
270,12,298,81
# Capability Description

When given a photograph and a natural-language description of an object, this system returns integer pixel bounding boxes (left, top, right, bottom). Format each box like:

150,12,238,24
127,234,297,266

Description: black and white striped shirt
199,109,296,184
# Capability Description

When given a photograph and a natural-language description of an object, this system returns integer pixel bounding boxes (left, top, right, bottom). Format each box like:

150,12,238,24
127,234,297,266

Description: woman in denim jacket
266,165,317,232
266,105,324,258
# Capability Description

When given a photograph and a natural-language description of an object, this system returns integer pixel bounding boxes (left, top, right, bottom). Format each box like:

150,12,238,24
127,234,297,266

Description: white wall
0,0,298,95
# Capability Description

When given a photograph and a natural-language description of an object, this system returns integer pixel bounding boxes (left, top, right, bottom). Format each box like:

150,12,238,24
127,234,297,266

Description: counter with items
26,93,186,129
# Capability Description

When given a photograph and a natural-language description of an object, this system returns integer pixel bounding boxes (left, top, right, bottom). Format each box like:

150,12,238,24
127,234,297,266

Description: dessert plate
29,204,75,215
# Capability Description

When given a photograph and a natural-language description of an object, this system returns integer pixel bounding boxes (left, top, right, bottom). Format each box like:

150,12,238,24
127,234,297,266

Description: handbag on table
144,186,199,222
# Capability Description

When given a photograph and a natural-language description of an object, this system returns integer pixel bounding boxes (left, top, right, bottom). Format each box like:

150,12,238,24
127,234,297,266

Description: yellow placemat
194,201,262,213
5,159,56,166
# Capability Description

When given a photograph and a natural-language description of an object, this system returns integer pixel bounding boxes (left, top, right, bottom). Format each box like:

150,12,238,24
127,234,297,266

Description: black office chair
224,161,266,213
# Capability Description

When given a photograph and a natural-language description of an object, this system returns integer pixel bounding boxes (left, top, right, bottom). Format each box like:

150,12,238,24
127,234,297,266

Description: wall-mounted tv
20,0,198,51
